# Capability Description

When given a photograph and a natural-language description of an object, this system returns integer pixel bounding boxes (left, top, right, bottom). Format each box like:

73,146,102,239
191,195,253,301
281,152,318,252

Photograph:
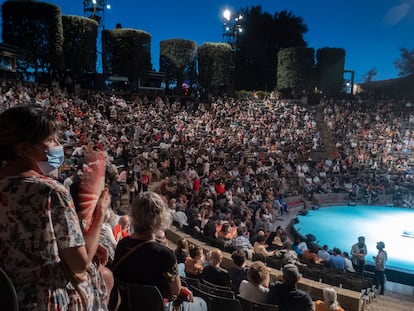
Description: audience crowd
0,79,406,310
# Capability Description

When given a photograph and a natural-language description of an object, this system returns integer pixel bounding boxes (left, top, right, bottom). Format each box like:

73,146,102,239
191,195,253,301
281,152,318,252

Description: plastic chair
0,267,19,311
237,295,279,311
117,281,164,311
181,276,201,289
202,279,232,291
198,282,235,299
191,286,242,311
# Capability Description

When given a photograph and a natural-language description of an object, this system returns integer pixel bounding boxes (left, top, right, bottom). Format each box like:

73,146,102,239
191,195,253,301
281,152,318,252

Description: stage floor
294,205,414,274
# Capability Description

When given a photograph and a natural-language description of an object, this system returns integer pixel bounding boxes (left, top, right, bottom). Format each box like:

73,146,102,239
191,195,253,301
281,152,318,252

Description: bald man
200,248,231,287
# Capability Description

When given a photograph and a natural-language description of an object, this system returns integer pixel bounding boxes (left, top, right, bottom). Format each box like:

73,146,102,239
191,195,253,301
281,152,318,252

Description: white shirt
239,280,269,304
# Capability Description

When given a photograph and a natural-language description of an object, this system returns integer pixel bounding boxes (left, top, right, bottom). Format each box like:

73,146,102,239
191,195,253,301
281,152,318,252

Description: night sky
2,0,414,82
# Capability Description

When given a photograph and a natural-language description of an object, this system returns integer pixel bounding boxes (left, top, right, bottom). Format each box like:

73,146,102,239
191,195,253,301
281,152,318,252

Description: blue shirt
330,254,345,271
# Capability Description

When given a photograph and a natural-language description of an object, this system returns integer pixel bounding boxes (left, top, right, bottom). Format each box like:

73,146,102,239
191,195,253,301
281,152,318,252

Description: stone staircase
311,104,336,161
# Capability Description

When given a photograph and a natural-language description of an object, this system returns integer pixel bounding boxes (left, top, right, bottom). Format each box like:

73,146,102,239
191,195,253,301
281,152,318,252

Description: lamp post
84,0,111,73
222,9,243,51
222,9,243,95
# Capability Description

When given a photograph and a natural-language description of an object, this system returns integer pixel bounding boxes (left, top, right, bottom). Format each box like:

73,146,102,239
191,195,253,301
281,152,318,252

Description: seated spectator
228,250,248,293
342,251,356,273
200,248,231,287
100,208,118,265
275,242,300,265
254,235,276,257
185,244,205,278
267,264,313,311
314,287,344,311
112,191,206,311
203,217,218,240
113,215,131,241
330,248,345,271
292,238,305,256
303,244,321,264
230,226,253,259
239,261,270,304
217,222,234,241
175,237,189,264
317,245,331,262
155,229,169,247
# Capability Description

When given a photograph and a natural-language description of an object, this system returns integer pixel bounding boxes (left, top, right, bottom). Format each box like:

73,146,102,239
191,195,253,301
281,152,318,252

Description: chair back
181,276,201,289
198,282,235,299
0,268,19,311
191,286,242,311
237,295,279,311
117,281,164,311
202,279,232,291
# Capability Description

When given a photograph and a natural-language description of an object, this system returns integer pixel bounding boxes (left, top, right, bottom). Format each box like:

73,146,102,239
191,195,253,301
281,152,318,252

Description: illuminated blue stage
294,205,414,275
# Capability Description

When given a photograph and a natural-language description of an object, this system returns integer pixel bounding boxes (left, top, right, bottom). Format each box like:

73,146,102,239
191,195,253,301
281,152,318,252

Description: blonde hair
129,191,172,234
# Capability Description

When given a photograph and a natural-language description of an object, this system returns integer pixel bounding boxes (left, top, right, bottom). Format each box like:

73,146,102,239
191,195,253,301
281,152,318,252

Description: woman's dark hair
0,106,59,161
256,235,266,243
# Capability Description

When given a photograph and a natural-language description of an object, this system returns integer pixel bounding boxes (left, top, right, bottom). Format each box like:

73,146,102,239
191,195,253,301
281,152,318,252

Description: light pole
222,9,243,51
222,9,243,94
83,0,111,73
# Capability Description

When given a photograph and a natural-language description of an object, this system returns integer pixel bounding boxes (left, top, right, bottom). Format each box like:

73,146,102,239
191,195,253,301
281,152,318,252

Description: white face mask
38,145,65,175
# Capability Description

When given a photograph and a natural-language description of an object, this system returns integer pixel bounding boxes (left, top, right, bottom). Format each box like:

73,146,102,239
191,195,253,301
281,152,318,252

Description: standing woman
0,106,110,310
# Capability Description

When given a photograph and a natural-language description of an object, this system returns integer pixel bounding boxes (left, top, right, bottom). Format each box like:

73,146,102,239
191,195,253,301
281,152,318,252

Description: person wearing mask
373,241,388,295
0,106,110,310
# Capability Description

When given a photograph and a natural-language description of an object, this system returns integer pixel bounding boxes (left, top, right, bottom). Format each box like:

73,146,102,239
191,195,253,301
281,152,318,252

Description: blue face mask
38,145,65,175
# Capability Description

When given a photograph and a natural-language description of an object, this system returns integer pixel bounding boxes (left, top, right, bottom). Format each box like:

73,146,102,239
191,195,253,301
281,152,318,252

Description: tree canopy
62,15,97,74
160,39,197,91
235,6,308,91
198,43,232,93
394,47,414,77
2,0,64,80
102,28,152,77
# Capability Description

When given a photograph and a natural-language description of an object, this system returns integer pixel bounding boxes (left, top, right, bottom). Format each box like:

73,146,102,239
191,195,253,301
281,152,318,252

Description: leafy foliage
62,15,98,74
277,47,315,97
102,28,152,77
198,43,232,92
361,67,377,83
2,1,64,80
160,39,197,90
315,47,345,97
235,6,308,91
394,47,414,77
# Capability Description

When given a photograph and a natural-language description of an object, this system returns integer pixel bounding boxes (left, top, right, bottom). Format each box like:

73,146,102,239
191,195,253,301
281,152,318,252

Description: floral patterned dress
0,175,107,311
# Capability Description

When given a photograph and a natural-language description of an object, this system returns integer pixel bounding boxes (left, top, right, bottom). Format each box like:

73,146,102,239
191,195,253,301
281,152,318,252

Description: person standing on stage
351,236,367,274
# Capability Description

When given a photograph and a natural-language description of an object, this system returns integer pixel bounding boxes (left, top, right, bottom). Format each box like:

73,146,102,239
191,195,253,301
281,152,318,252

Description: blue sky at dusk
2,0,414,82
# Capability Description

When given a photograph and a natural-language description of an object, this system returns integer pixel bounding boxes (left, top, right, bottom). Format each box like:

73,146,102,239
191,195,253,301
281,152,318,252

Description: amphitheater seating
237,295,279,311
198,282,235,299
117,281,164,311
191,286,242,311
